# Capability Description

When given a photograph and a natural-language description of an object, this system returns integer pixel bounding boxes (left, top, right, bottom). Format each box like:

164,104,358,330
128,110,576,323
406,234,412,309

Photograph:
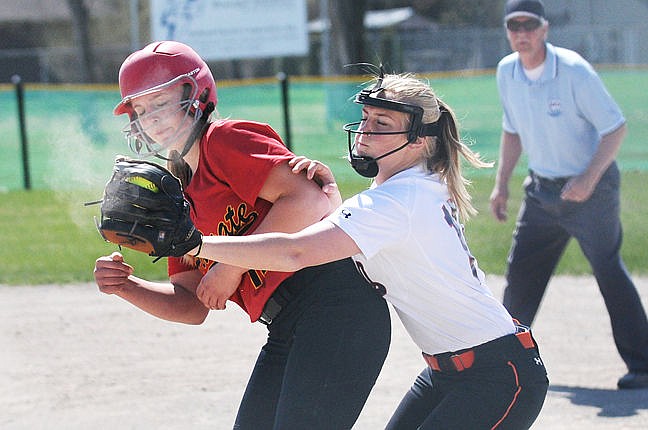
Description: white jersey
328,166,515,355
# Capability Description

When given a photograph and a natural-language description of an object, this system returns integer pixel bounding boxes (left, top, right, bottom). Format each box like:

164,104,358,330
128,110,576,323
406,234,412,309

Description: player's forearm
196,233,306,272
204,192,330,274
254,191,330,236
116,276,208,324
255,162,332,235
193,221,357,273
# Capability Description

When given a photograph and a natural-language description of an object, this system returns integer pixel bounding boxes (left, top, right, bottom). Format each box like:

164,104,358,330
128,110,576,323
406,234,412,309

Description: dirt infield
3,275,648,429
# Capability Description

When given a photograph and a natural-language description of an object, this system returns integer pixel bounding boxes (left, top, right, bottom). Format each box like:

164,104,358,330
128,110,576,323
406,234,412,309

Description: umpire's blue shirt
496,42,625,178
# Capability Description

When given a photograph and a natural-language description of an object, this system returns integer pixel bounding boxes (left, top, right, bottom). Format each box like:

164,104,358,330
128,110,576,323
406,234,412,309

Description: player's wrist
187,237,203,258
189,240,203,258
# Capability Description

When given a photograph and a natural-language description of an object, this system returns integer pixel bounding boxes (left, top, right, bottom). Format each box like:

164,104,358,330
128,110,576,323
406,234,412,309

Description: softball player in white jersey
192,70,548,429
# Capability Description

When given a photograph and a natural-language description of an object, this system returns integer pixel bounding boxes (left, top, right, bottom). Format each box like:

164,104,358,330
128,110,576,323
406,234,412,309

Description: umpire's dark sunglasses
506,18,542,32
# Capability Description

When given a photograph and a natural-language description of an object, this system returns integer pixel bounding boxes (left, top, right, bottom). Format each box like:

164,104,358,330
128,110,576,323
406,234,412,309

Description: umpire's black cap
504,0,545,22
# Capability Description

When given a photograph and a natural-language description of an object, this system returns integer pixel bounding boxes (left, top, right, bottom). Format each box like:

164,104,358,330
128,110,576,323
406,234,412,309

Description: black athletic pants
233,258,391,430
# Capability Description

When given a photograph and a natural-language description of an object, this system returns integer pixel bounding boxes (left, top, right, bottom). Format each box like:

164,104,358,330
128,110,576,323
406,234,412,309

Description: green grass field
1,70,647,285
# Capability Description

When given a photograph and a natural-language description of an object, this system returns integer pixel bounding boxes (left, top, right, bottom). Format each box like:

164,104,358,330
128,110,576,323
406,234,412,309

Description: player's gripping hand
289,156,342,212
196,263,247,310
94,252,135,295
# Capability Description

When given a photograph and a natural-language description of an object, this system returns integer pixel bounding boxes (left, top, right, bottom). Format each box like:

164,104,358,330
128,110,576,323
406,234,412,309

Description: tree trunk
67,0,96,83
328,0,367,75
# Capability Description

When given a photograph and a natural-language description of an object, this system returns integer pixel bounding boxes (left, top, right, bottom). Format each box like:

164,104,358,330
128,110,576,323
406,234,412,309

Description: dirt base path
3,275,648,429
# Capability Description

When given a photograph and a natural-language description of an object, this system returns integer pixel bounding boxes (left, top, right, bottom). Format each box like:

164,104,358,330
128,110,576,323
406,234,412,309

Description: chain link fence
2,24,647,84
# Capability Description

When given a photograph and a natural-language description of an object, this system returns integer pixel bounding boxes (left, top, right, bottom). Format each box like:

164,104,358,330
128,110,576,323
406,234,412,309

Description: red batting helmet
114,40,217,118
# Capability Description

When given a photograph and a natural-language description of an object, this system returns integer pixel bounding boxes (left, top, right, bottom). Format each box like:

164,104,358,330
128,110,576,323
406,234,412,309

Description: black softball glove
92,156,202,260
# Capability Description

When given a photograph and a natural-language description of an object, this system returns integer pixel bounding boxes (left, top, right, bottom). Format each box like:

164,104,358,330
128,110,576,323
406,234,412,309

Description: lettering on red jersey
218,203,258,236
196,202,268,289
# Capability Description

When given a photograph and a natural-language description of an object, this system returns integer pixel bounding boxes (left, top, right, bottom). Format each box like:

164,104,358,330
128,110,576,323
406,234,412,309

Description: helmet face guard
121,74,203,158
343,70,439,177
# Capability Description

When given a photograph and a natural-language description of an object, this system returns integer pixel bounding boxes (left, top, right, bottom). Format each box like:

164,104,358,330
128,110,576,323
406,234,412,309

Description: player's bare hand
289,156,338,192
489,188,509,222
196,263,245,310
93,252,134,294
289,156,342,210
561,175,595,202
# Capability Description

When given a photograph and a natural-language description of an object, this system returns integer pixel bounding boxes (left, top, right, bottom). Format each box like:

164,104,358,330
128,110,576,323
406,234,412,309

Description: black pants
386,333,548,429
234,258,391,430
503,163,648,372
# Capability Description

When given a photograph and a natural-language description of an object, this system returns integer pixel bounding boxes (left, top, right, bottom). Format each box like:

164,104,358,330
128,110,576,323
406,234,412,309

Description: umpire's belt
422,324,536,373
529,169,571,188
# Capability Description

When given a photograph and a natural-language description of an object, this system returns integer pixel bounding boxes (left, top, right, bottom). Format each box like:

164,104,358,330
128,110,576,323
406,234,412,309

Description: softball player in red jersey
93,41,390,430
192,70,549,429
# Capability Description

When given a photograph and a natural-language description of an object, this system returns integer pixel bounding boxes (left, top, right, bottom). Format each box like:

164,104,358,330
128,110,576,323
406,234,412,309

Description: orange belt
423,327,536,373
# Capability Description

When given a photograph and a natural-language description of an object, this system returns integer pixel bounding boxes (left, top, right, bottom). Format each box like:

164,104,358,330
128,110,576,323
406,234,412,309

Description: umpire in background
489,0,648,389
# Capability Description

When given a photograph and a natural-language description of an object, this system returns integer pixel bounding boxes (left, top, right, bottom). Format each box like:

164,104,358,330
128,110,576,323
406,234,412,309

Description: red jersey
168,119,295,322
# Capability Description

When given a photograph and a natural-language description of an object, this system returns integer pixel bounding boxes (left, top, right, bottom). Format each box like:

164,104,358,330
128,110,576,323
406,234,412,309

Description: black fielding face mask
350,155,379,178
342,69,440,178
346,130,413,178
